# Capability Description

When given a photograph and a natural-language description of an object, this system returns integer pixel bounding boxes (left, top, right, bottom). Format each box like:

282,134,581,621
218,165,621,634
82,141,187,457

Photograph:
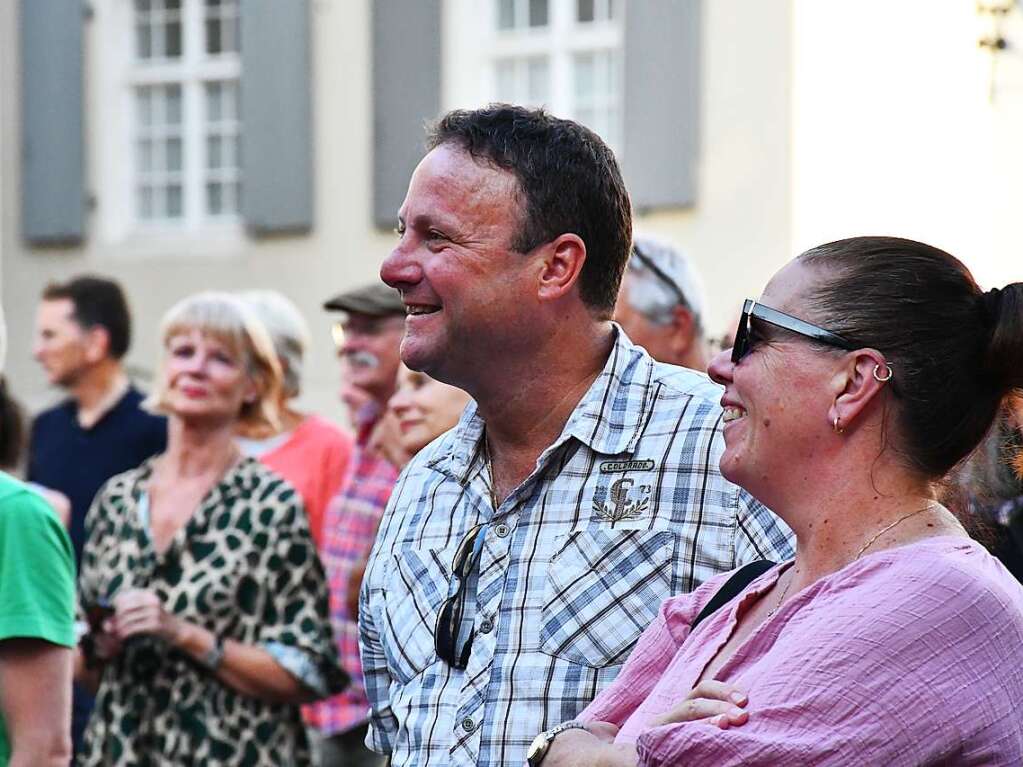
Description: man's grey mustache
344,350,380,369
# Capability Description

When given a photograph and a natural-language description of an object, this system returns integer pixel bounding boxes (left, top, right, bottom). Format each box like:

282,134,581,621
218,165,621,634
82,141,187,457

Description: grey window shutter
622,0,701,212
372,0,442,229
20,0,86,245
240,0,313,234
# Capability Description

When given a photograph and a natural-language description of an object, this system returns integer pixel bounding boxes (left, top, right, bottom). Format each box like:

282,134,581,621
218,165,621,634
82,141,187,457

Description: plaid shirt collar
427,325,654,485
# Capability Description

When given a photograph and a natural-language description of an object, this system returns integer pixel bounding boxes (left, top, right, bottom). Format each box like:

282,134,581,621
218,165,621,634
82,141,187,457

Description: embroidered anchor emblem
593,477,650,527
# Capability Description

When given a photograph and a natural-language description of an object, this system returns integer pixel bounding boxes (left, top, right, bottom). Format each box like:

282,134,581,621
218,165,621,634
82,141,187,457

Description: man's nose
380,240,421,291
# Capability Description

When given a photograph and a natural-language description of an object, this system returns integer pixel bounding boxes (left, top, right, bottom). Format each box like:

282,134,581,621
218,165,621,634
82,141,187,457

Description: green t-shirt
0,473,75,766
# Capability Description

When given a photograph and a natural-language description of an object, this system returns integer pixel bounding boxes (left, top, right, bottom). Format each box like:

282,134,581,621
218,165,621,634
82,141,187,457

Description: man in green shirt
0,472,76,766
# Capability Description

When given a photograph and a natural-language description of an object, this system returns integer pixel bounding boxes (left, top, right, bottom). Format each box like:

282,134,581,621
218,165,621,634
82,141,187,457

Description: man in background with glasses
361,105,793,767
615,235,710,373
305,282,404,767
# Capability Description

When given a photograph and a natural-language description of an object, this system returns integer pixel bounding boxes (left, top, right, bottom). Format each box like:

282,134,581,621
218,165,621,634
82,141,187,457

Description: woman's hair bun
982,283,1023,393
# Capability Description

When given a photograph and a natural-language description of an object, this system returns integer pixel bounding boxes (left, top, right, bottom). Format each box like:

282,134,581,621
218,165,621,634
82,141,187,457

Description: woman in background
76,292,345,766
236,290,353,547
380,364,472,468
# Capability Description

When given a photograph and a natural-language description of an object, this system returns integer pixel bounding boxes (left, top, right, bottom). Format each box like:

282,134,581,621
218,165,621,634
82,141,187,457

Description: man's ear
668,306,697,359
828,349,890,432
83,325,111,364
536,234,587,303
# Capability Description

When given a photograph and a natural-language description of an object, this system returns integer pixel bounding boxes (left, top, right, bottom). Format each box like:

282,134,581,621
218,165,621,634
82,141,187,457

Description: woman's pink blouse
580,537,1023,766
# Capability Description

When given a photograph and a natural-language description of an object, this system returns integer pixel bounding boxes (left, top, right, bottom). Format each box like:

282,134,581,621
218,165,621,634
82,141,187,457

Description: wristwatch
526,721,587,766
198,635,225,672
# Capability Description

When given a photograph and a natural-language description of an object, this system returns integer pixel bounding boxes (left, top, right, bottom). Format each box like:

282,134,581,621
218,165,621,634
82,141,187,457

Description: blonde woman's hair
144,292,283,430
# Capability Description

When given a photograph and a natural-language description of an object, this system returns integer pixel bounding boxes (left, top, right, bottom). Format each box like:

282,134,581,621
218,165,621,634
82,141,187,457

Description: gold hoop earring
833,415,844,434
872,363,893,383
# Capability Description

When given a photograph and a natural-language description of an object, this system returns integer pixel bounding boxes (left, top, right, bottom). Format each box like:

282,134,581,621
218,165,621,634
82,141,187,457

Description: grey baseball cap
323,282,405,317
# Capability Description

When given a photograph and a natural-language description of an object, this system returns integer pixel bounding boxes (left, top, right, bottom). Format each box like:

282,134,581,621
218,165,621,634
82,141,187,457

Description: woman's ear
828,349,891,433
536,234,587,303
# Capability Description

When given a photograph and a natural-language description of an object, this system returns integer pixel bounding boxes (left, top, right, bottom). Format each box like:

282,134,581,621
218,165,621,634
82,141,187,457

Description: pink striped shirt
581,537,1023,766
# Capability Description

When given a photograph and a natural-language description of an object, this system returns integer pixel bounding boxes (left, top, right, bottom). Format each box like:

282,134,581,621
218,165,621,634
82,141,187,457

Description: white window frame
90,0,245,253
444,0,623,153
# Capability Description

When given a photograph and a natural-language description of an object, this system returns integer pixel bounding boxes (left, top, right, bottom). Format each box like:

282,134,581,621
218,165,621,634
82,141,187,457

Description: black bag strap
690,559,776,632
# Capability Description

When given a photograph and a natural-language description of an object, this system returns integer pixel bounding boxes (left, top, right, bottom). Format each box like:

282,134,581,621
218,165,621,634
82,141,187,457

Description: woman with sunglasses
532,237,1023,766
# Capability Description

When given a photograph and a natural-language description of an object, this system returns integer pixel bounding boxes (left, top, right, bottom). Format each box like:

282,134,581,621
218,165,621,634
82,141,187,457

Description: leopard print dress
78,457,347,766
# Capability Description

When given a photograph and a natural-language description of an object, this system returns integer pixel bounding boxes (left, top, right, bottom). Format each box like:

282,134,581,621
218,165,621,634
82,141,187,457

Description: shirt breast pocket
379,545,454,685
540,529,677,668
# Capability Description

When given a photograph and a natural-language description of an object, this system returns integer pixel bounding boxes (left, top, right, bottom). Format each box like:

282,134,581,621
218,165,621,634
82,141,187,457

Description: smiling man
359,105,793,767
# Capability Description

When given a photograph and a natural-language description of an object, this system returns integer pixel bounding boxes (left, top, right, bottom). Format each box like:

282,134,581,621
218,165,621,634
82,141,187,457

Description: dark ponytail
798,236,1023,479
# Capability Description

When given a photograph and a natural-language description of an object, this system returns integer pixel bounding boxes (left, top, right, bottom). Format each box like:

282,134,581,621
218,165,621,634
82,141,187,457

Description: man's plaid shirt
304,417,398,735
359,329,794,766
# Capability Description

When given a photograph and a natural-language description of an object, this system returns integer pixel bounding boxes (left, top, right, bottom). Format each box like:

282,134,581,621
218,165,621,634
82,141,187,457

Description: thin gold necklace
767,503,936,619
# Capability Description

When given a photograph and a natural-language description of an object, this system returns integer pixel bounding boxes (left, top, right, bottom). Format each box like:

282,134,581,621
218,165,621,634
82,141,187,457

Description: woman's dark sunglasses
434,523,488,669
731,299,855,363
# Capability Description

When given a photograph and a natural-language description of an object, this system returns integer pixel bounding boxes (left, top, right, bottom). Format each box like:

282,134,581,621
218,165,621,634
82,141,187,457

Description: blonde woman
75,292,346,766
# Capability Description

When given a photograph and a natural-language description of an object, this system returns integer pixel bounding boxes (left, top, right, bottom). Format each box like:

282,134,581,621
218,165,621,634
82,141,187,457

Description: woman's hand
650,680,750,729
111,589,183,644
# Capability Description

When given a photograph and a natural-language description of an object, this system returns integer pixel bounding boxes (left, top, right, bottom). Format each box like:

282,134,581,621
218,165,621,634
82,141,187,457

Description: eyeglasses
434,523,489,669
631,243,690,309
731,298,855,364
330,315,405,349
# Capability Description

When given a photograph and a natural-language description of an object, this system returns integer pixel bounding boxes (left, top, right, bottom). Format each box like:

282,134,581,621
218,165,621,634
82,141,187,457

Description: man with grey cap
304,282,403,767
615,235,710,372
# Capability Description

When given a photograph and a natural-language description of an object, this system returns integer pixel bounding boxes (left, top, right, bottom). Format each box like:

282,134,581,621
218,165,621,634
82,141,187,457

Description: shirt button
479,619,493,634
462,717,476,733
494,523,510,538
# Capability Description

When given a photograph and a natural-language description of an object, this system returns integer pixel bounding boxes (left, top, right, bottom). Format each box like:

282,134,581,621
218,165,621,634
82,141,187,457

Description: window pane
224,136,238,167
206,19,222,54
577,0,594,22
206,83,222,122
165,21,182,57
527,58,549,103
166,137,183,172
228,14,240,52
208,136,222,169
495,60,516,101
165,85,182,125
137,140,153,172
139,186,154,219
207,183,223,215
166,184,183,217
135,0,152,11
575,53,595,103
166,0,181,9
224,83,239,120
206,0,222,6
497,0,515,29
528,0,548,27
136,24,152,59
137,88,154,127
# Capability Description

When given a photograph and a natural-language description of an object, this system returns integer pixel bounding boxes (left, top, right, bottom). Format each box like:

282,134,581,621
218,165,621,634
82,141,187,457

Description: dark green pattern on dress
78,457,346,766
